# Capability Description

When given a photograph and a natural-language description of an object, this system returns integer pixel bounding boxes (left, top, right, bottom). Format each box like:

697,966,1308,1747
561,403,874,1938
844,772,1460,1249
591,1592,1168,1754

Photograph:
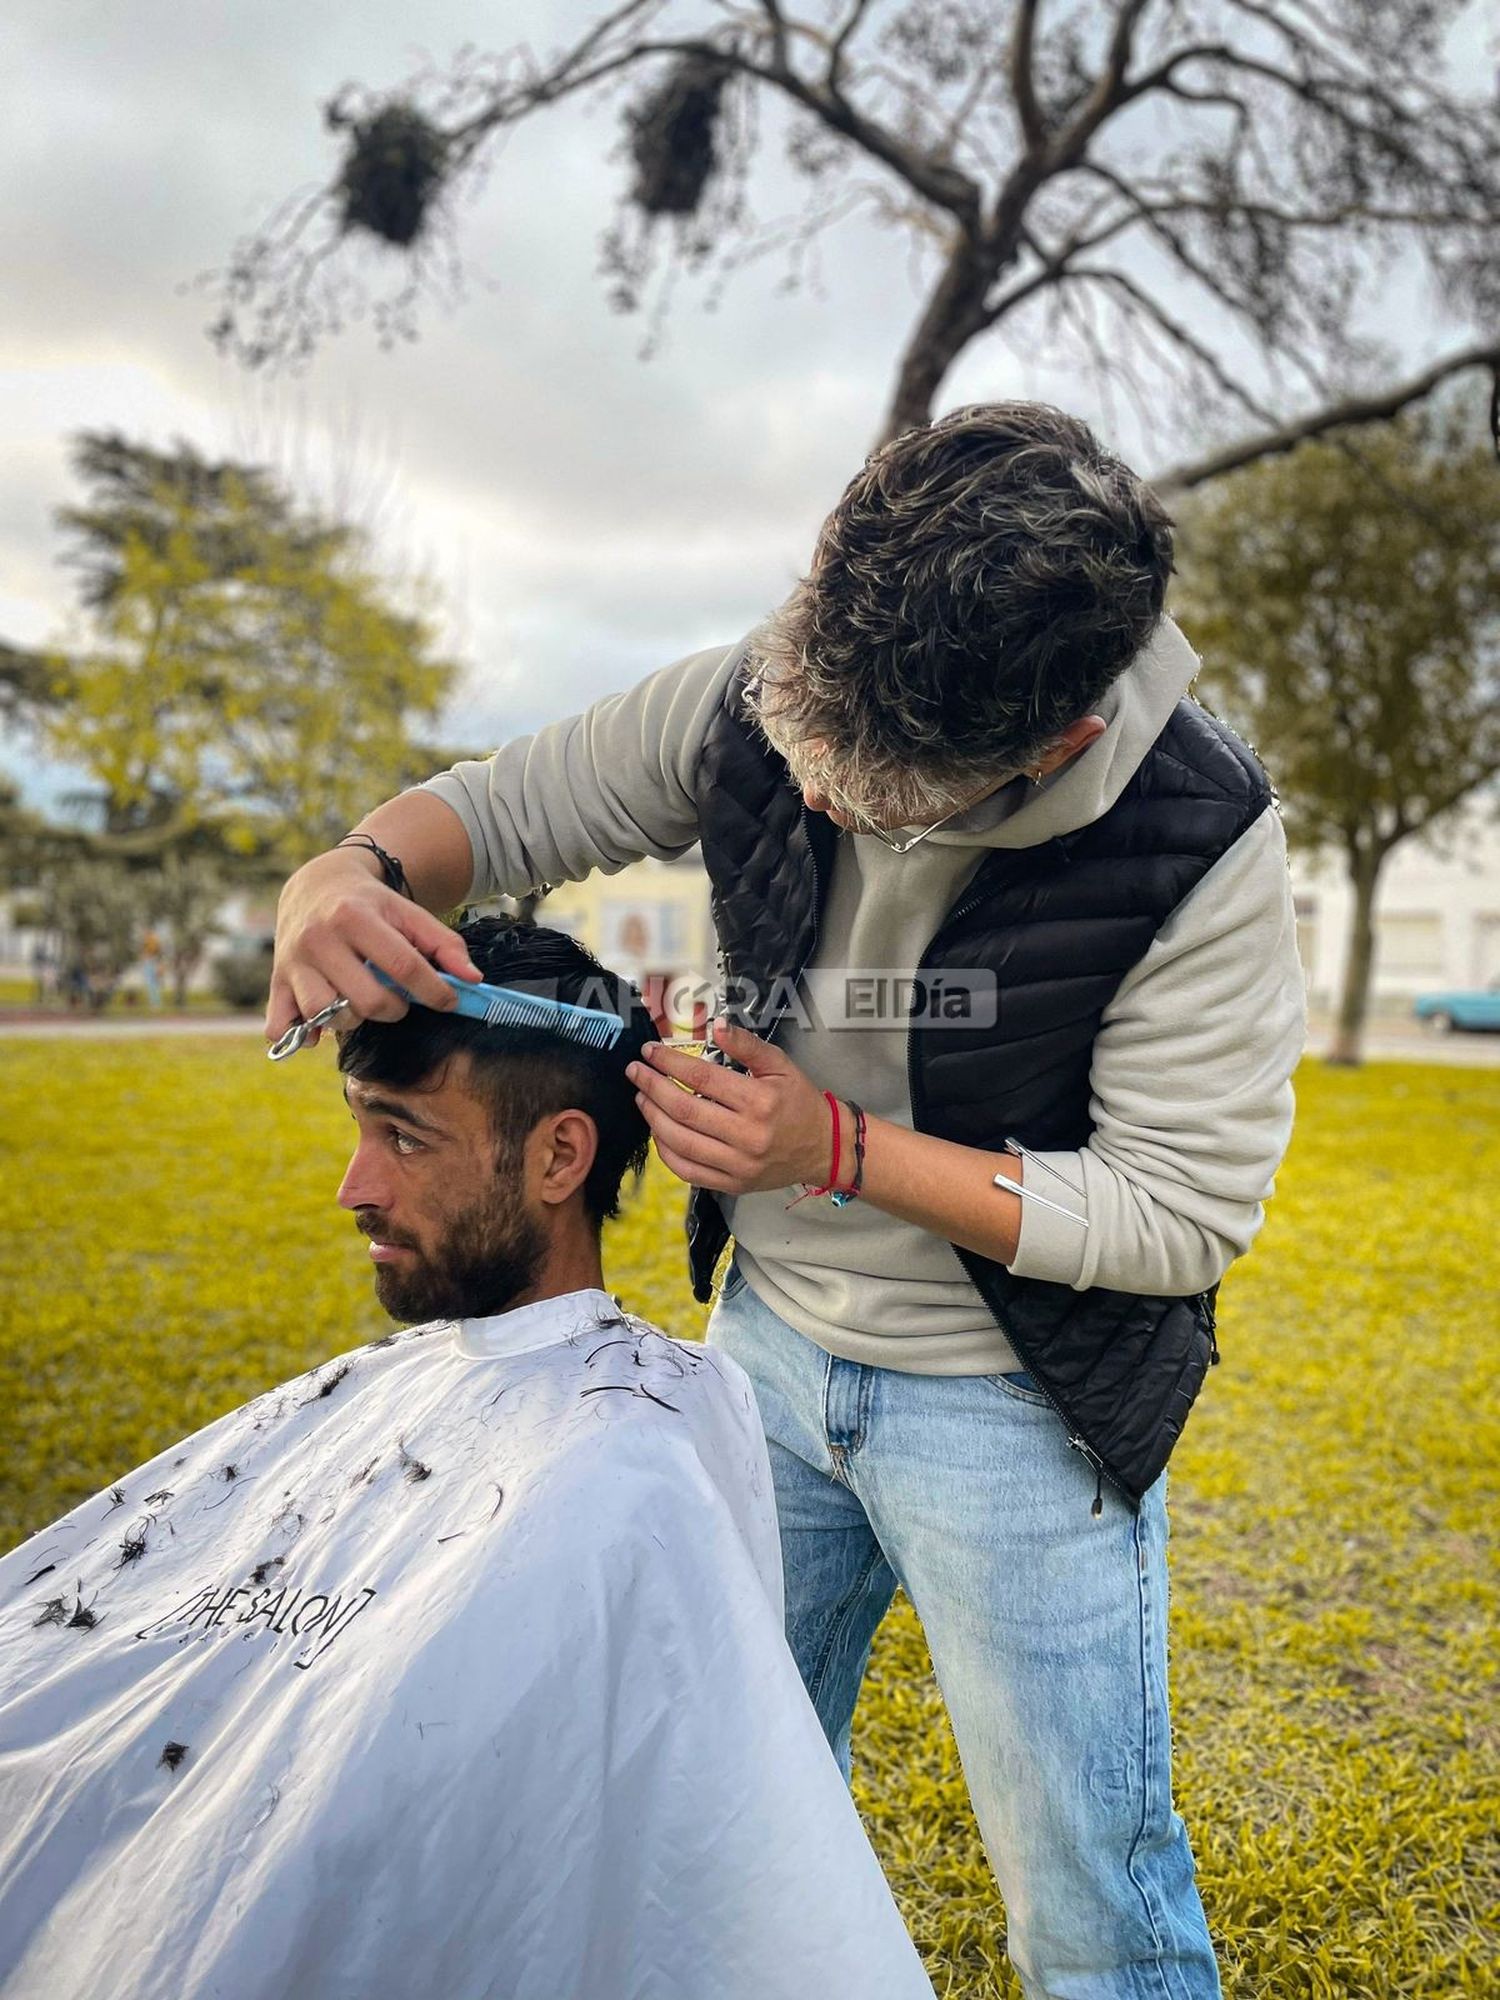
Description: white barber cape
0,1290,933,2000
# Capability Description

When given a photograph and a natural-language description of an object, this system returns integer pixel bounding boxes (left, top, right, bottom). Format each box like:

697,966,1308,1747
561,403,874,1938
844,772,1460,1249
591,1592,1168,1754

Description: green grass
4,1041,1495,1996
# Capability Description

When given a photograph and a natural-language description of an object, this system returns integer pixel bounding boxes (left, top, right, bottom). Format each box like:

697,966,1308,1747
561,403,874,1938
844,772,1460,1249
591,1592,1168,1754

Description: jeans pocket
719,1252,749,1302
985,1367,1051,1407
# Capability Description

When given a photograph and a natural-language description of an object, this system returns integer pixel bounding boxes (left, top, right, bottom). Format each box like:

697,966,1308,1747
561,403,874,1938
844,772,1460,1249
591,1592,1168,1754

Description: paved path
1303,1018,1500,1068
0,1014,265,1040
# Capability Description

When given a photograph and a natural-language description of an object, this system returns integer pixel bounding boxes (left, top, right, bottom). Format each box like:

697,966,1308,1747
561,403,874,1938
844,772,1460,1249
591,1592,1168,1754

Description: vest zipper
805,812,824,985
788,801,828,1030
905,879,1130,1519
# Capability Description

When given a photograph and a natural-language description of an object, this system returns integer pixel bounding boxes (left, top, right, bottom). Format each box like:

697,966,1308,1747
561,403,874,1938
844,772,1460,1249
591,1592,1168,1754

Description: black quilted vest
687,647,1274,1509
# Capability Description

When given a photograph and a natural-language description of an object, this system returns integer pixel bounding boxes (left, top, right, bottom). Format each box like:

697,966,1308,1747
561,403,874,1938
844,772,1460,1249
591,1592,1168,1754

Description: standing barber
268,404,1303,1999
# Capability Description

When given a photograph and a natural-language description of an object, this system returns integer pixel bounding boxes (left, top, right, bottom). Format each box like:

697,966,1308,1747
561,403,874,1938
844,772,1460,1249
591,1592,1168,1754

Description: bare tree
210,1,1498,483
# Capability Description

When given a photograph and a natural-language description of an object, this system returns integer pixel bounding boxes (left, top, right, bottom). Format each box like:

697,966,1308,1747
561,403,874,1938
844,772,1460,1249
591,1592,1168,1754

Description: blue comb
370,964,625,1051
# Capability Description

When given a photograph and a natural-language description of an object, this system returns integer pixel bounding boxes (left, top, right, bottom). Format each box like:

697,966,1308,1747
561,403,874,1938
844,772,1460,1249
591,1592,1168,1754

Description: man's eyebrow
341,1081,449,1136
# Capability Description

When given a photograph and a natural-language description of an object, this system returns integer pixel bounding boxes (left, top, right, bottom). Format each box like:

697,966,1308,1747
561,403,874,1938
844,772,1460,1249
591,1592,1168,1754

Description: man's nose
337,1141,387,1214
799,738,834,816
802,784,852,828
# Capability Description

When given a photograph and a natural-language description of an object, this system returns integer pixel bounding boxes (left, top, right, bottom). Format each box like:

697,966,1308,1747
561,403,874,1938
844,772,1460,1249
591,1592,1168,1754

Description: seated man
0,920,933,2000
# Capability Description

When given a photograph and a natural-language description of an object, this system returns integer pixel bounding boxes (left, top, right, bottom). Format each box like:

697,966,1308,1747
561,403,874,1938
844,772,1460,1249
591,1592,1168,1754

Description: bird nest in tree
626,55,734,219
336,102,450,248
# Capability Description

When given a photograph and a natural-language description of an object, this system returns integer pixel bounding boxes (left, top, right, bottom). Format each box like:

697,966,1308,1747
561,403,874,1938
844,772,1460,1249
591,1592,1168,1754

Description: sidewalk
0,1010,262,1039
1304,1014,1500,1068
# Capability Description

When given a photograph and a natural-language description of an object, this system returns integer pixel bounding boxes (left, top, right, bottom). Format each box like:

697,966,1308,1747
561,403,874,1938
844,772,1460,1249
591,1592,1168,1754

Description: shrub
212,952,271,1010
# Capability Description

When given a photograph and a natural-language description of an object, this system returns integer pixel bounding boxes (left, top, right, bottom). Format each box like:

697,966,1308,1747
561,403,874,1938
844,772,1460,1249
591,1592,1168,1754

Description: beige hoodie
419,617,1304,1375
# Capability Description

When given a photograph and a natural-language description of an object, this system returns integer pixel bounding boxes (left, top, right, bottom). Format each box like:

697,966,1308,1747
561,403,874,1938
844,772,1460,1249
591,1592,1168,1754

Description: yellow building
480,850,717,1035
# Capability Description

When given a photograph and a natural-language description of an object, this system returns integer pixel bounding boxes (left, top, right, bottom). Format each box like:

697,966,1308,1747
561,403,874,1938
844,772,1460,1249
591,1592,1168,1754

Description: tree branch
1155,343,1500,495
1009,0,1045,153
780,80,982,224
1404,759,1500,840
1053,0,1155,156
447,22,983,226
1087,265,1286,432
221,0,1500,460
1070,160,1335,398
756,0,789,75
979,252,1068,329
825,0,873,95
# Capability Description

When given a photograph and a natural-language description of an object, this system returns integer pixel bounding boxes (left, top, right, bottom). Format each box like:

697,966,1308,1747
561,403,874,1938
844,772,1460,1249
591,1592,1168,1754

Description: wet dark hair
337,917,655,1224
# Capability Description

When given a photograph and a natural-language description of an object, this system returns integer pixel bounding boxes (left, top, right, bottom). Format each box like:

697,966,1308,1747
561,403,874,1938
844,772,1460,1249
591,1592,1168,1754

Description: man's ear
532,1109,599,1208
1038,713,1108,774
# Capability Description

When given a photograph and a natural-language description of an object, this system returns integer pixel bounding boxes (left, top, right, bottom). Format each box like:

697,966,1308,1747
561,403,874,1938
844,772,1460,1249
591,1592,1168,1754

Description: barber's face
796,743,1010,833
336,1055,546,1323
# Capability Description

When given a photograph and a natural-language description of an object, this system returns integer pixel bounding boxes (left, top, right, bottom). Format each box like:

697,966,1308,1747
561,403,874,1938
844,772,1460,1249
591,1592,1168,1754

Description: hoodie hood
923,614,1204,851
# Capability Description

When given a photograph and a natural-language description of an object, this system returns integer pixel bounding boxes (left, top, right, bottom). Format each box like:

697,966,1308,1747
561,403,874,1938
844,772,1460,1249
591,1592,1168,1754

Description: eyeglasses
845,775,1018,853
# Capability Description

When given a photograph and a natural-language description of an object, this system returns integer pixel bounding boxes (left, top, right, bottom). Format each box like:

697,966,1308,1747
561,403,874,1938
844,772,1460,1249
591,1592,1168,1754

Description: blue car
1413,981,1500,1033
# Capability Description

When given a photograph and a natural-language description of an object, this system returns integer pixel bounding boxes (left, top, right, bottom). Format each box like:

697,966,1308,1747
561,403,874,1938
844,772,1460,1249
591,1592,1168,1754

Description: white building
1287,804,1500,1014
514,852,718,1033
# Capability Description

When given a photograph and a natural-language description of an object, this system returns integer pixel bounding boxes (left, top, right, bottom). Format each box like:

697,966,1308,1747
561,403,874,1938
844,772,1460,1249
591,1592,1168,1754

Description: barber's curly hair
746,403,1175,825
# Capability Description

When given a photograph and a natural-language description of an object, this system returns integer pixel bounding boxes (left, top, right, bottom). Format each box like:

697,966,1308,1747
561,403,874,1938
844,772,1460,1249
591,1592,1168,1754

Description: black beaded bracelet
830,1100,867,1207
335,835,415,902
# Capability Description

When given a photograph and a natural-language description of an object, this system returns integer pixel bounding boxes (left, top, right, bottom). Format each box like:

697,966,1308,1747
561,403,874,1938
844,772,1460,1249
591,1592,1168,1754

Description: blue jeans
706,1264,1222,2000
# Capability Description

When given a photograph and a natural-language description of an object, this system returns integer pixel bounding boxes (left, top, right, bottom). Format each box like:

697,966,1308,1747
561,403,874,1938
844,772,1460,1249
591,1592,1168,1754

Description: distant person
28,938,52,1007
83,945,111,1014
140,927,164,1009
60,949,88,1011
0,919,934,2000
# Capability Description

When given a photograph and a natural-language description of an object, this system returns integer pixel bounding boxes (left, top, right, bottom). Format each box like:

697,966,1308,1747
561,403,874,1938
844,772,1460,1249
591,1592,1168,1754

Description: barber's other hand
627,1019,834,1194
264,849,482,1050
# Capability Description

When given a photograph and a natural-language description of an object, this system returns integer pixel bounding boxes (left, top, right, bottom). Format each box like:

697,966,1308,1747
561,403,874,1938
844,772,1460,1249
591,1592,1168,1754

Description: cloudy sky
1,1,1487,814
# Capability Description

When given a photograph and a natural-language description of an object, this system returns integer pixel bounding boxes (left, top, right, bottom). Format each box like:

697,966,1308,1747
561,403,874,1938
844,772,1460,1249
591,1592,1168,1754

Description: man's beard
362,1177,548,1326
749,681,987,831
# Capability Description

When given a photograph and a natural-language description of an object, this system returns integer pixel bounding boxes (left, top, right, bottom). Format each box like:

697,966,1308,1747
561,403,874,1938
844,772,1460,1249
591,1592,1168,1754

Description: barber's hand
265,850,482,1051
627,1019,834,1194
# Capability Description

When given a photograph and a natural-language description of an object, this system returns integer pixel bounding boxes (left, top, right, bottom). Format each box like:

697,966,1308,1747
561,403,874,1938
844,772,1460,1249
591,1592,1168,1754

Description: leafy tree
142,852,231,1008
18,857,151,1013
0,780,77,888
1172,401,1500,1064
40,433,462,863
212,1,1498,484
0,642,60,729
55,432,333,611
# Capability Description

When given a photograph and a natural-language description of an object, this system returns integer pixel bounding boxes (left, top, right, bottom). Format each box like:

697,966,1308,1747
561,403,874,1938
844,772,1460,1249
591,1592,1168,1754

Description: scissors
267,995,352,1061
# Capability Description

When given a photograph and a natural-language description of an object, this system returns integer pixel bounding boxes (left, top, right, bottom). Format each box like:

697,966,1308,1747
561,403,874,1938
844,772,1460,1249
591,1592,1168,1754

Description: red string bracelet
786,1091,841,1209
